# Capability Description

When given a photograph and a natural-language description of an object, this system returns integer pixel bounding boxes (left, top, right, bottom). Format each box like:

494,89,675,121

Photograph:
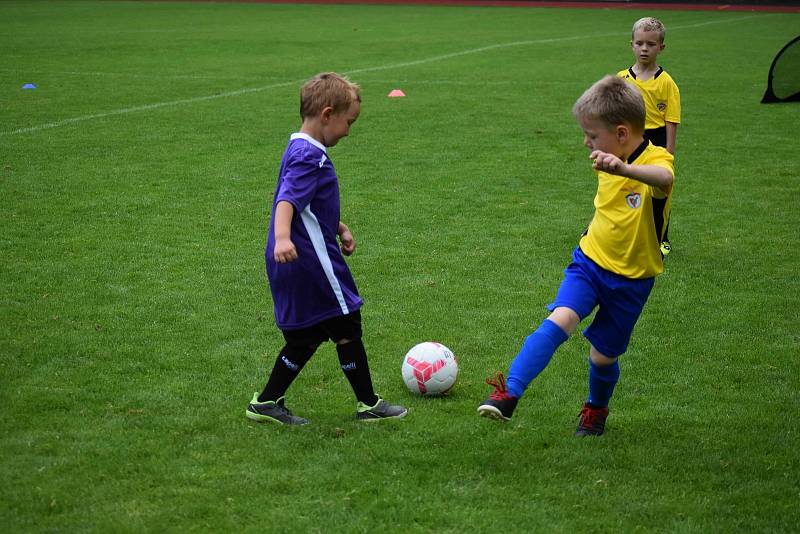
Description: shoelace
367,400,386,415
275,400,294,416
485,372,513,401
579,405,605,428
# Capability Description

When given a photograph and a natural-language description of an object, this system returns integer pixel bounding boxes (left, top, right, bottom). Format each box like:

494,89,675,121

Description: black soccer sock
257,344,317,402
336,339,379,406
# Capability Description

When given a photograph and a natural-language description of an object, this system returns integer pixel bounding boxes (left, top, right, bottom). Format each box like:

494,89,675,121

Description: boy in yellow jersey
478,76,674,436
618,16,680,255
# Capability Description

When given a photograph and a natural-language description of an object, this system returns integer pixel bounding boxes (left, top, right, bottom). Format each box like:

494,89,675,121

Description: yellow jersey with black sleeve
579,141,675,279
618,67,681,130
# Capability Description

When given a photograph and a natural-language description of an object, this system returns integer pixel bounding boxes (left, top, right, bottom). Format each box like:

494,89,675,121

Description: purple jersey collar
290,132,327,154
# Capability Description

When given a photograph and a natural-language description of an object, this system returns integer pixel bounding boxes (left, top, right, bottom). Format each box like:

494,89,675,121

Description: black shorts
644,126,667,148
281,311,363,346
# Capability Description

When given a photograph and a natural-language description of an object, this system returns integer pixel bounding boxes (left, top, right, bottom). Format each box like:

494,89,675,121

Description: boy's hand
274,238,298,263
338,223,356,256
590,150,673,189
590,150,627,175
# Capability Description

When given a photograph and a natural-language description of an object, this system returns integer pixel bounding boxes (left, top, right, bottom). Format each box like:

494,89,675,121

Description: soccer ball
401,342,458,396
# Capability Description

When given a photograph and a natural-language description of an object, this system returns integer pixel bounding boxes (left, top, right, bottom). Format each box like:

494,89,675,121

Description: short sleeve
276,154,319,213
653,151,674,176
665,78,681,124
649,150,675,197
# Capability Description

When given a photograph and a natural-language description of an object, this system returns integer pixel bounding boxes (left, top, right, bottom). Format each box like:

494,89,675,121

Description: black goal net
762,36,800,103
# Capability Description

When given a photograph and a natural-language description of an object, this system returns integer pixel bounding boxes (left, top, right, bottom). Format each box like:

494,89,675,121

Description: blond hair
572,75,645,132
300,72,361,120
632,17,666,42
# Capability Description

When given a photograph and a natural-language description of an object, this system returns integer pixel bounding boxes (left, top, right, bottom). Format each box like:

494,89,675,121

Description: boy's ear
320,106,334,123
616,124,629,143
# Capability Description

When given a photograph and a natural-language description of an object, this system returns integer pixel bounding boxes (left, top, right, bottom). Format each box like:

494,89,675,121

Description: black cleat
356,397,408,421
478,372,519,421
246,393,309,425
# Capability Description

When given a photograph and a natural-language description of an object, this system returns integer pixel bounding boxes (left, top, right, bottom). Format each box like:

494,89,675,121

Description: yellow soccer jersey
579,141,675,279
618,67,681,130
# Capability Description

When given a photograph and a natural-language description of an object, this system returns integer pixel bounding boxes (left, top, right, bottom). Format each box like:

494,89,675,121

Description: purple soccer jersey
266,133,363,330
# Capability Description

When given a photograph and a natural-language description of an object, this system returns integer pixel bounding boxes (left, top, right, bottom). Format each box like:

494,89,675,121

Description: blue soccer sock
587,357,620,408
506,319,569,398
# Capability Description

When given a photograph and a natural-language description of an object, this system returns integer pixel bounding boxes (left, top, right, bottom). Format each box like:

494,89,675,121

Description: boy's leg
660,222,671,255
507,248,599,398
336,339,407,421
336,339,378,406
320,311,377,405
325,311,406,420
644,127,671,255
506,309,579,397
587,348,620,408
257,326,324,402
257,342,318,402
479,248,598,421
576,349,618,437
577,273,654,436
478,310,574,421
247,328,321,425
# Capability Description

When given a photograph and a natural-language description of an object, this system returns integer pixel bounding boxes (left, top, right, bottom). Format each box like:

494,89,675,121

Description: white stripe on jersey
300,205,349,315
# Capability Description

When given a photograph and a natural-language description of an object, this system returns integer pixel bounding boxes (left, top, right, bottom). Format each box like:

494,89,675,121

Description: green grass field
2,1,799,531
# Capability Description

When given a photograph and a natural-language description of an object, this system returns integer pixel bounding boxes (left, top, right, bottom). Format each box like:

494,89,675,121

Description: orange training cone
388,89,406,97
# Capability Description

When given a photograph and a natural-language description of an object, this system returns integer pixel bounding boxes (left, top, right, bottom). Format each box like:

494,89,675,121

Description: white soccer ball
401,342,459,396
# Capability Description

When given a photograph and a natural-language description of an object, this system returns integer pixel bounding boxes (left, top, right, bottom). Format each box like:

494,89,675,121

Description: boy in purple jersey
246,72,407,425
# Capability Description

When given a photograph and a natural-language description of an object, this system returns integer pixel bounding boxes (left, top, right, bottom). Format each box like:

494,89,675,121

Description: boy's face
631,29,665,66
578,116,626,158
321,99,360,147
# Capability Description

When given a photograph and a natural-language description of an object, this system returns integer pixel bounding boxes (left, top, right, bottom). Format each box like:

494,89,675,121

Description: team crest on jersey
626,192,642,209
657,102,666,112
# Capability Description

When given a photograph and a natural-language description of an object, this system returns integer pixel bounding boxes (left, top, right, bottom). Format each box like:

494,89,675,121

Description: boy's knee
547,307,581,335
335,336,365,346
589,346,617,366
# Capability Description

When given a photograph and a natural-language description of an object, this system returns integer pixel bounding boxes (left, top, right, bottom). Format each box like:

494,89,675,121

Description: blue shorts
547,247,655,358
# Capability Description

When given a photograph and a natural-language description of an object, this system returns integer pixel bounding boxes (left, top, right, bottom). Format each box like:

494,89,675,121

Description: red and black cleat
575,402,609,436
477,372,519,421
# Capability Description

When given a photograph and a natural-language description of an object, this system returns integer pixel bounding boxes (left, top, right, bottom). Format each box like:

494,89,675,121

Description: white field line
0,68,269,81
0,14,768,137
2,80,301,136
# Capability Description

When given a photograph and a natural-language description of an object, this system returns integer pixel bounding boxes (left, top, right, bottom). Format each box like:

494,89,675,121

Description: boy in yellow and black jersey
478,76,674,436
618,16,680,255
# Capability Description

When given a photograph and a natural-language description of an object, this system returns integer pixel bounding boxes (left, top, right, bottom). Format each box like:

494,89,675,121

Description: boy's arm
665,122,678,155
590,150,673,192
338,221,356,256
274,200,298,263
